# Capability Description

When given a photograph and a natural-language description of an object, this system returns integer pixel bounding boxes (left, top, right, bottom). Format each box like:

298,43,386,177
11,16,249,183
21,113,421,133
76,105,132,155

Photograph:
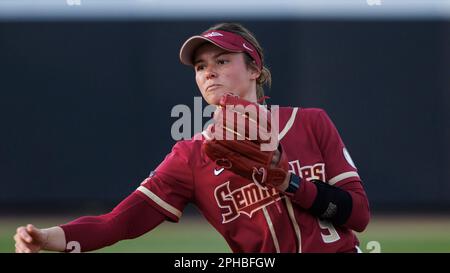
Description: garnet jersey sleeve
287,108,370,232
60,192,166,252
59,140,195,252
313,109,360,186
313,109,370,231
135,140,194,222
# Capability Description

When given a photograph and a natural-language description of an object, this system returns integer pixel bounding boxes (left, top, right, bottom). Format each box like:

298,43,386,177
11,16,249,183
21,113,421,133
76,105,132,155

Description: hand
270,147,280,167
271,148,290,192
14,224,48,253
203,93,290,189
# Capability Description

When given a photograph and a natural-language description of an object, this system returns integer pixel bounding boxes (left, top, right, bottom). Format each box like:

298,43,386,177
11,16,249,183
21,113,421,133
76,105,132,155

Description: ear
248,61,261,80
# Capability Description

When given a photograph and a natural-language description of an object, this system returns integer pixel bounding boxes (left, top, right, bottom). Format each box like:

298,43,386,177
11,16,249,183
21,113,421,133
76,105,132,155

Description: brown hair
206,23,272,103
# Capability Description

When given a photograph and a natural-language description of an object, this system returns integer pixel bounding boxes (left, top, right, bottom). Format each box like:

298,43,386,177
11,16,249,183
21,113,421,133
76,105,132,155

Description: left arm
273,149,370,232
280,172,369,232
271,108,370,232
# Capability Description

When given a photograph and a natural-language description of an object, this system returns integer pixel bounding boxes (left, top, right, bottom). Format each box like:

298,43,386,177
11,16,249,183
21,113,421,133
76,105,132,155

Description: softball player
14,22,370,253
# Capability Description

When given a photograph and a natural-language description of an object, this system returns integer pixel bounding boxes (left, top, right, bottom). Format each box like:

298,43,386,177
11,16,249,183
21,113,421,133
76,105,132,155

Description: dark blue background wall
0,20,448,213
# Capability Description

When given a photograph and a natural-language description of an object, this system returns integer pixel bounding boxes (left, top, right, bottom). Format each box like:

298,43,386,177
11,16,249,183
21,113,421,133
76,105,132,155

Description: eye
195,64,205,71
217,59,229,65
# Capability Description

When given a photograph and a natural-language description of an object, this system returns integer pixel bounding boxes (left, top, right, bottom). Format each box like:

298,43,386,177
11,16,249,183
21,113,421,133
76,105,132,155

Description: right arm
14,192,166,253
15,141,194,253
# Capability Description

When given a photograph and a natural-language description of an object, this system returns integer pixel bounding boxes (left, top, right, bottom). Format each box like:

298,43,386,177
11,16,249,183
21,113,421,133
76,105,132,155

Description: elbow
344,188,371,232
347,202,371,232
352,210,370,232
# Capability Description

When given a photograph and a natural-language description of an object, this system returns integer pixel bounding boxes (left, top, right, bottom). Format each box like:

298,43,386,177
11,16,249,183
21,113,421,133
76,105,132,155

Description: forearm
338,182,371,232
60,215,122,252
285,174,370,232
60,192,166,252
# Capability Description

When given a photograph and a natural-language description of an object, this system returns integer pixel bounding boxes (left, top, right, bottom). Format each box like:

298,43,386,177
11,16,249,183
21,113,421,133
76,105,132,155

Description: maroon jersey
136,107,364,253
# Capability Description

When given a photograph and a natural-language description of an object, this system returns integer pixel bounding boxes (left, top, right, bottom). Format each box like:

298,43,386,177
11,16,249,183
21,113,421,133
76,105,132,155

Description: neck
240,89,258,104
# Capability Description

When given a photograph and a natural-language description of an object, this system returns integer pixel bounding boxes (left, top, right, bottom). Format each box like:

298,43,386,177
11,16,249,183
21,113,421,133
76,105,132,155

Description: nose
205,66,217,80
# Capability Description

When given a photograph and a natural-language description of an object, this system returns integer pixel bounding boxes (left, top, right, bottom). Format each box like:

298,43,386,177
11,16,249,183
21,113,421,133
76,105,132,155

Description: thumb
26,224,44,241
203,124,215,141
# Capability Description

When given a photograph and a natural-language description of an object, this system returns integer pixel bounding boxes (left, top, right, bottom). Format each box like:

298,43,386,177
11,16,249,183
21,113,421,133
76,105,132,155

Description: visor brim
179,35,243,66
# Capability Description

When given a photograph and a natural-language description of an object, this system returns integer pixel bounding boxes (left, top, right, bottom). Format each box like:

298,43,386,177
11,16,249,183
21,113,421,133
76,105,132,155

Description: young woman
14,22,370,253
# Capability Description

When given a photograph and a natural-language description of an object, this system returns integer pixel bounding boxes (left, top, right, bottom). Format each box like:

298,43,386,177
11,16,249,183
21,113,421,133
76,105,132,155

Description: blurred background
0,0,449,253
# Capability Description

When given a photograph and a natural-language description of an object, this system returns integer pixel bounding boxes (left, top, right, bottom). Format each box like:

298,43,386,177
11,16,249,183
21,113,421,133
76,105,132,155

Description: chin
206,92,225,105
206,97,220,106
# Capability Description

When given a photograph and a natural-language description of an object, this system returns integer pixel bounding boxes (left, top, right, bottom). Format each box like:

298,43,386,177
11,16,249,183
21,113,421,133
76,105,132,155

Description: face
193,43,260,105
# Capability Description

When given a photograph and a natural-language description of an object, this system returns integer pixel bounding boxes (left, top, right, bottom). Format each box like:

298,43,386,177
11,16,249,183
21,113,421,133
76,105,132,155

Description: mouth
206,84,222,92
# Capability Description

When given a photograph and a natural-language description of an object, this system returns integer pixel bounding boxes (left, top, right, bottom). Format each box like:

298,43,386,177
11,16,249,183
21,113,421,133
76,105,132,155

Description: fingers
203,124,214,141
15,240,31,253
14,232,37,253
16,226,33,243
26,224,41,239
